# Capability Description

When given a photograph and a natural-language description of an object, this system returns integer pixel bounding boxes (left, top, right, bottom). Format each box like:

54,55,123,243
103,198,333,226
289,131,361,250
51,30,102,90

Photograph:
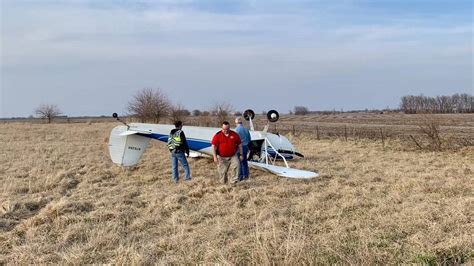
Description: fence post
316,126,320,140
344,125,348,141
292,125,296,135
380,128,385,148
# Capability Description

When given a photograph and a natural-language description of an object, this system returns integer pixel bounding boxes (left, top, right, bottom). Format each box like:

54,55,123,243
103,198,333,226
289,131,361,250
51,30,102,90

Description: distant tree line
34,89,472,125
400,93,473,114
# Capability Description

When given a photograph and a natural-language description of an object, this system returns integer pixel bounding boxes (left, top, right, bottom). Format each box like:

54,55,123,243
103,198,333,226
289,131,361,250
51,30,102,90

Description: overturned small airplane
108,109,318,179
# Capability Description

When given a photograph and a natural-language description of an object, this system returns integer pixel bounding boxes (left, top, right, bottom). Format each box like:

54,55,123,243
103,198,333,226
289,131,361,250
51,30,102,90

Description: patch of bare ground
0,122,472,264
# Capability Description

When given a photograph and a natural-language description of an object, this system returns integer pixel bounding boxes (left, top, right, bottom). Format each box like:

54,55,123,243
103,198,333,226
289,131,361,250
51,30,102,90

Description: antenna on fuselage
112,113,129,128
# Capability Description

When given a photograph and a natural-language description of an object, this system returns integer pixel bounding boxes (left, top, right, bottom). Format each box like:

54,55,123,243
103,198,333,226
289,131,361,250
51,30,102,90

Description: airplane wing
119,130,152,136
249,161,318,179
188,151,210,158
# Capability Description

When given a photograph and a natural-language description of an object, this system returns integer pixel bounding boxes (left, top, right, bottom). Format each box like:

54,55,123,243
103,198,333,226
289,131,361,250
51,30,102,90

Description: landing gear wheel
267,110,279,122
243,109,255,121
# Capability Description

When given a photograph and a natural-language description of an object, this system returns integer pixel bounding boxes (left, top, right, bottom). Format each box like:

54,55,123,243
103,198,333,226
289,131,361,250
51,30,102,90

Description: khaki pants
217,155,240,184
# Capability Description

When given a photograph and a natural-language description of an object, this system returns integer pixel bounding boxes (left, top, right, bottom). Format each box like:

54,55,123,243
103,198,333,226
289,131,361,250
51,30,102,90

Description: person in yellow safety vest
168,121,191,183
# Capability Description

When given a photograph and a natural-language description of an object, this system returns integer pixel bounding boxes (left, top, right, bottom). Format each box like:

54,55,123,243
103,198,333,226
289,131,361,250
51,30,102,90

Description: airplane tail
108,125,151,166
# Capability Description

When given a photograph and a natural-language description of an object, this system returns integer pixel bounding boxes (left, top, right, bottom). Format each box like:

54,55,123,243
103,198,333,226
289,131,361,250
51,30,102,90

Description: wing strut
250,136,318,179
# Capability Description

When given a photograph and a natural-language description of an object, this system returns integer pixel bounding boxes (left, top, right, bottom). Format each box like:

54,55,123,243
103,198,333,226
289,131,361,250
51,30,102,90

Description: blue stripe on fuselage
139,133,211,151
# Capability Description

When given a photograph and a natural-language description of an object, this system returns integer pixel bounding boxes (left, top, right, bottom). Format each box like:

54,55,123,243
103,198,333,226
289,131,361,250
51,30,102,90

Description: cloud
1,0,472,117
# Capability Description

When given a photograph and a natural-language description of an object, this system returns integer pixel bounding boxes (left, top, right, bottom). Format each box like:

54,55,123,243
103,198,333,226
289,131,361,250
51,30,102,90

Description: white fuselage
125,123,296,157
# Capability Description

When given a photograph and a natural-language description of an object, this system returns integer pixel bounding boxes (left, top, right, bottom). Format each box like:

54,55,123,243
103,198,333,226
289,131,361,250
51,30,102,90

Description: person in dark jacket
167,121,191,183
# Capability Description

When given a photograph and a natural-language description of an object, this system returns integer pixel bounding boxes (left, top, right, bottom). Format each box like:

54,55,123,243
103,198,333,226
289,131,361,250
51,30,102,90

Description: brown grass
0,121,473,264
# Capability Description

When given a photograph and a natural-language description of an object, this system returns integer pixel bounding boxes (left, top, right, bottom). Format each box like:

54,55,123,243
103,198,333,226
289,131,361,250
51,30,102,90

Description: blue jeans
171,151,191,182
238,145,249,180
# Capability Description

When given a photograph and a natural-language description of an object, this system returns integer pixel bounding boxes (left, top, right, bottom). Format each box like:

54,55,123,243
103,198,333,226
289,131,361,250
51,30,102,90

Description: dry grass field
1,118,473,264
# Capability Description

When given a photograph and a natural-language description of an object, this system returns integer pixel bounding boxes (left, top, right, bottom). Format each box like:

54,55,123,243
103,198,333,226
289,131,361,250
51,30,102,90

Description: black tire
267,110,279,122
243,109,255,121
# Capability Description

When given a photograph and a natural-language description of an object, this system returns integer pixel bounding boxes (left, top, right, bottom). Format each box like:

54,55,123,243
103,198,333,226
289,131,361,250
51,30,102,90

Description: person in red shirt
211,121,244,184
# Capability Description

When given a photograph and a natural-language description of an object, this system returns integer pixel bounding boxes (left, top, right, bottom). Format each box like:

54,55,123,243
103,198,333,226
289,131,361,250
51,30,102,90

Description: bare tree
170,103,190,123
35,104,61,123
409,115,444,151
127,88,171,123
198,110,211,126
294,106,309,115
419,119,443,151
210,102,233,126
192,109,202,116
181,109,191,116
460,93,474,113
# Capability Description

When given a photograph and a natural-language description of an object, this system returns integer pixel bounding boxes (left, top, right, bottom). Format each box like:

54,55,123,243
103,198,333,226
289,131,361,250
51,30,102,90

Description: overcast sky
1,0,472,117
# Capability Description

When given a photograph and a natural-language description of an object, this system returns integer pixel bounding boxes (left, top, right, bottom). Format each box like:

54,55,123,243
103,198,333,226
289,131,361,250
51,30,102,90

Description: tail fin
108,125,151,167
